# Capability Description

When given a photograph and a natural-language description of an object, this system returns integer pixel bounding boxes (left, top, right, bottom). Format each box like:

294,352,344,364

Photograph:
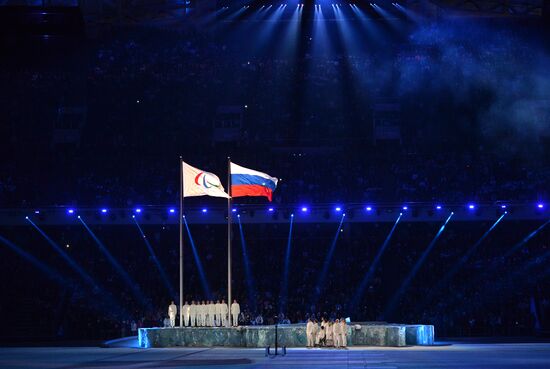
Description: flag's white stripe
230,162,277,183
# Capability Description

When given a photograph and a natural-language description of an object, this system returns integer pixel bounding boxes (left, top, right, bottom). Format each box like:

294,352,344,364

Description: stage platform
138,323,434,348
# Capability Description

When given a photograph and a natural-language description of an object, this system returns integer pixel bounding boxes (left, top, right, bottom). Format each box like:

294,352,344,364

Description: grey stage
139,323,434,348
2,343,550,368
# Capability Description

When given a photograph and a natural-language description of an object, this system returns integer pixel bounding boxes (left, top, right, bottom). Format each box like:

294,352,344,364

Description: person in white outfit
231,300,240,327
340,318,348,348
208,301,216,326
333,319,341,348
215,300,222,327
326,321,334,346
220,299,229,326
316,318,327,346
168,301,177,328
183,301,190,327
306,319,315,348
204,301,211,327
199,301,207,326
189,301,197,327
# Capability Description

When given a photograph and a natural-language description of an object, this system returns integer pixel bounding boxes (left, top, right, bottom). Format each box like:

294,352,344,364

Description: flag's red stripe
231,185,273,201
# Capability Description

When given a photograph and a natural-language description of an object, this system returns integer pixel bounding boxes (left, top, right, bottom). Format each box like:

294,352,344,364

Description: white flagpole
179,157,184,327
227,157,232,327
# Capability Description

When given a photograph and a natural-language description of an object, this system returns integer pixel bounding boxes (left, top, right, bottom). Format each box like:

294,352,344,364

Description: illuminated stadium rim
11,201,546,216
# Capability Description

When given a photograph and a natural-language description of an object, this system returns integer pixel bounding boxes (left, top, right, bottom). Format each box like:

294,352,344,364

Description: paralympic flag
182,161,229,198
230,162,278,201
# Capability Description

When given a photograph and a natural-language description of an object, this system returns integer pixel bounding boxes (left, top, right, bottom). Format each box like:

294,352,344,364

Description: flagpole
179,157,184,328
227,157,232,327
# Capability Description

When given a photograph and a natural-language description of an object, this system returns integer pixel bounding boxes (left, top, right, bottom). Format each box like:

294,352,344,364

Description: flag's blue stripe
231,174,277,191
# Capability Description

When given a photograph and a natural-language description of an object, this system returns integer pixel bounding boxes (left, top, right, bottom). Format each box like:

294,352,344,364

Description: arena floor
1,342,550,369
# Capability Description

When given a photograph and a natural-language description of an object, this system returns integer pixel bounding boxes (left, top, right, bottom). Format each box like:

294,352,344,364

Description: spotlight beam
0,233,74,289
382,212,454,320
279,213,295,315
79,216,150,309
183,217,213,300
237,215,256,311
350,213,402,313
498,219,550,263
311,213,346,306
24,220,128,317
133,218,177,301
443,220,550,321
27,218,99,291
416,212,507,314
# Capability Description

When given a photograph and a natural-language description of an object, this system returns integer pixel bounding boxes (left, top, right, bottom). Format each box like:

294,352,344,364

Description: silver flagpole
179,157,184,328
227,157,232,327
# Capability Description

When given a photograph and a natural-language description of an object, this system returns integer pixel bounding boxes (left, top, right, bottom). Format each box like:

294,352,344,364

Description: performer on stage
215,300,222,327
190,301,197,327
340,318,348,348
326,321,334,347
199,301,206,326
316,318,327,346
208,300,216,327
306,319,315,348
221,299,229,326
333,319,341,348
231,300,240,327
168,301,177,328
183,301,190,327
205,301,211,327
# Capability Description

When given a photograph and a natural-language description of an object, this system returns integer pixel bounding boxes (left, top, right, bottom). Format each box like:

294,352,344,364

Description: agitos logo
194,172,223,189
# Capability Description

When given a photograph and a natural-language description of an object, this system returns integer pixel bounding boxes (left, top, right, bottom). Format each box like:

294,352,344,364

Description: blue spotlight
202,208,207,213
268,207,274,212
183,217,212,299
468,204,476,210
402,206,408,210
237,214,241,218
423,211,507,310
382,212,454,319
79,216,150,308
291,213,294,217
232,208,237,213
237,214,257,310
312,213,346,305
67,209,74,214
335,206,342,212
501,205,507,209
135,208,142,213
301,207,308,212
169,208,176,214
279,212,295,314
25,216,29,219
101,208,108,214
366,206,373,212
133,217,176,300
538,203,544,209
350,212,402,311
34,210,40,214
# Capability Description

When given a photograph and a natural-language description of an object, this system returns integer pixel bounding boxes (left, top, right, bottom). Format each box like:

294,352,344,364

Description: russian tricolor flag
230,162,278,201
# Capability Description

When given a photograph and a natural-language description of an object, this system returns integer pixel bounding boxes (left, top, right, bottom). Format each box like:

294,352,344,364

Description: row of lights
55,203,545,216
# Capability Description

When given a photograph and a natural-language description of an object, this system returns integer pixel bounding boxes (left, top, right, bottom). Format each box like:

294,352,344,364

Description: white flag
182,161,229,198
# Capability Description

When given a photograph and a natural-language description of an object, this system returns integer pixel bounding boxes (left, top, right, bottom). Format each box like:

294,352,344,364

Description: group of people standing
168,299,241,328
306,318,348,348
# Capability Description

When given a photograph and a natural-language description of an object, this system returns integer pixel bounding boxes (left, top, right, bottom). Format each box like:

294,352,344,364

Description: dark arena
1,0,550,368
